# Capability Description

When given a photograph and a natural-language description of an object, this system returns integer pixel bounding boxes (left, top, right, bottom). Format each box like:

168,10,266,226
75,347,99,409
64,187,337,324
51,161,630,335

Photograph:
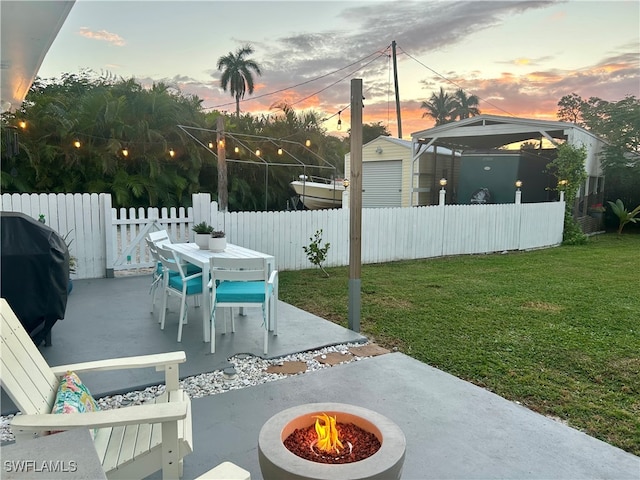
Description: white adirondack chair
0,298,193,479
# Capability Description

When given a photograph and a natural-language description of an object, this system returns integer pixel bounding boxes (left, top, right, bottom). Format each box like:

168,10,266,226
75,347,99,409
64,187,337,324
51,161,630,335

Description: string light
305,139,311,147
169,148,175,158
73,140,81,149
19,121,27,129
122,147,129,157
277,147,283,155
255,148,261,156
337,111,342,130
234,146,240,154
208,141,214,149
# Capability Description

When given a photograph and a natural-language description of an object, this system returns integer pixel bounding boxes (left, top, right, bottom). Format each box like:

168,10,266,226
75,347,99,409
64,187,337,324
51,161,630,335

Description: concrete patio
2,274,638,479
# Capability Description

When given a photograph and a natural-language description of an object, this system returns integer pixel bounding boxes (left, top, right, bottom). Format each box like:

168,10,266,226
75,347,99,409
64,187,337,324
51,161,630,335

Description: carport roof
411,114,599,151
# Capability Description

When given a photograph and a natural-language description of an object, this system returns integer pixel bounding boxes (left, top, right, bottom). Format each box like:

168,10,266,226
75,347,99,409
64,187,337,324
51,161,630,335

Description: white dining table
166,242,275,343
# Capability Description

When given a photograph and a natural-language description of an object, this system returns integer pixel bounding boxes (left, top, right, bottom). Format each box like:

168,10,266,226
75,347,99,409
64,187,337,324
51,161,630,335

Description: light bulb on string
255,148,261,156
277,147,283,155
169,148,175,158
337,111,342,130
18,121,27,129
73,140,81,149
305,139,311,147
208,141,214,149
122,147,129,157
234,146,240,154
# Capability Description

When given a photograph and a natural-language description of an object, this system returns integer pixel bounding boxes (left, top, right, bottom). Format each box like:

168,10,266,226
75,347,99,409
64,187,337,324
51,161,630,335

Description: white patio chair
209,256,278,355
146,237,167,315
156,244,203,342
148,229,172,246
0,298,193,479
147,233,200,316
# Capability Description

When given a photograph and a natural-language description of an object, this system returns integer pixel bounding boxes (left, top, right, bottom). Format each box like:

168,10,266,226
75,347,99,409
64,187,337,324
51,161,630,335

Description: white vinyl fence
1,192,565,279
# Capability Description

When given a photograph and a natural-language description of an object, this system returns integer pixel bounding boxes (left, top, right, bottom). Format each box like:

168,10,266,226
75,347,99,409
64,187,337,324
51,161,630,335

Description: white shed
344,136,459,208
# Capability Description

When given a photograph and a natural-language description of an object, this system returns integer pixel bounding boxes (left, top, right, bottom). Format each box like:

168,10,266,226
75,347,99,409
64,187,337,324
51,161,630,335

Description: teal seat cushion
158,262,200,277
215,281,271,303
168,275,203,295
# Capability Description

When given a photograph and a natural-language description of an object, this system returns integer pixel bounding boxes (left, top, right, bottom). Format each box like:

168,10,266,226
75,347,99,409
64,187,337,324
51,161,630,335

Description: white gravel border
1,342,375,442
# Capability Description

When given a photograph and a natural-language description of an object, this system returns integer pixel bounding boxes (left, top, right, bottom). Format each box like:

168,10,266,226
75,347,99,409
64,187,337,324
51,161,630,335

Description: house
344,136,460,208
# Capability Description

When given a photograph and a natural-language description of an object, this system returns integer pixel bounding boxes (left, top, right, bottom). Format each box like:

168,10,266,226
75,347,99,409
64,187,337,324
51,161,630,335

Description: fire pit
258,403,405,480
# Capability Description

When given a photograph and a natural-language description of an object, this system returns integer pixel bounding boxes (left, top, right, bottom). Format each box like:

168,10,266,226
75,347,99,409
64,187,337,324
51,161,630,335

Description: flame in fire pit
313,413,344,454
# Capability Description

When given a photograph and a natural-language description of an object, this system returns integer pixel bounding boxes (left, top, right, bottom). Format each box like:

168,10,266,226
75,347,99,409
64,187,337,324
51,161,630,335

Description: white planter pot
209,236,226,252
195,233,210,249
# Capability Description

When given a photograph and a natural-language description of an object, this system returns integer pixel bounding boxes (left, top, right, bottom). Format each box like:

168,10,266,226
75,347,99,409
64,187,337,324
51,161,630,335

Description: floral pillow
50,371,100,437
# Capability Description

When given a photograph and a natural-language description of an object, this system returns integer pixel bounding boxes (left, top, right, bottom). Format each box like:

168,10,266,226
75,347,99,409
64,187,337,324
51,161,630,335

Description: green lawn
280,233,640,456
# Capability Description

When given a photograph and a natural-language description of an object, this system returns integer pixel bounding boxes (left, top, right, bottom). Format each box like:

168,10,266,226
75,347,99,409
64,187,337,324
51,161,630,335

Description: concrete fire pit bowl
258,403,406,480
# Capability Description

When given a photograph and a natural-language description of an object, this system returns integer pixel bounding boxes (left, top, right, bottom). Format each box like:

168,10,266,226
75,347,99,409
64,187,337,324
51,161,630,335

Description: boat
290,175,346,210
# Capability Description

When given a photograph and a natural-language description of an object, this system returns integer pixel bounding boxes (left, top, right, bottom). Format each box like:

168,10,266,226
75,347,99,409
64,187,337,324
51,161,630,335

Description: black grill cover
1,212,69,345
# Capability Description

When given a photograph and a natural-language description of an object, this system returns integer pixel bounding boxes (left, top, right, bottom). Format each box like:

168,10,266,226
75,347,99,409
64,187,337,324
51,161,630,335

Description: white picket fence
1,192,565,279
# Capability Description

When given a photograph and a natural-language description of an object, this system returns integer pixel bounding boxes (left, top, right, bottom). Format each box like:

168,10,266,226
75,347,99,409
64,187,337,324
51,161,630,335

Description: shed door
362,160,402,208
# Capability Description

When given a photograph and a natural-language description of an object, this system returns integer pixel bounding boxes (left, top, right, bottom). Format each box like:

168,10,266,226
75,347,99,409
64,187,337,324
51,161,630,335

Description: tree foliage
216,44,262,118
547,143,588,245
421,87,481,126
1,73,206,207
421,87,457,126
0,72,349,212
556,93,640,217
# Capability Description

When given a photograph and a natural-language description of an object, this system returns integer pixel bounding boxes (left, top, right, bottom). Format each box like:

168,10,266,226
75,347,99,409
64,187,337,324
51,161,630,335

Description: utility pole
348,78,363,332
216,116,228,212
392,40,402,139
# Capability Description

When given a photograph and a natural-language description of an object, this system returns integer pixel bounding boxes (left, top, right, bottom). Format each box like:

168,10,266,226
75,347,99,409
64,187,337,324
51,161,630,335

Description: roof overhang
1,0,75,112
411,114,592,151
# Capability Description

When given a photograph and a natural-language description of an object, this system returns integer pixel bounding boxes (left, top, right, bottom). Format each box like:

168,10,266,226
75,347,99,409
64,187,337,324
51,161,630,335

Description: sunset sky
38,0,640,138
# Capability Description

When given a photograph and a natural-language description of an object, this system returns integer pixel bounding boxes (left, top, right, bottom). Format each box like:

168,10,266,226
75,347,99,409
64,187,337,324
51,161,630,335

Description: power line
290,52,388,108
397,45,516,117
206,47,391,111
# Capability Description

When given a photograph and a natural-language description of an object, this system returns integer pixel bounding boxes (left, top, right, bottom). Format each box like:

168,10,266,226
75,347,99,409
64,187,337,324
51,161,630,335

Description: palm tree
453,89,480,120
421,87,456,126
216,45,262,118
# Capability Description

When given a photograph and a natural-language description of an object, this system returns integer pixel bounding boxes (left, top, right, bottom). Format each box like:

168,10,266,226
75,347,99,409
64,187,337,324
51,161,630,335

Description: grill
1,211,69,346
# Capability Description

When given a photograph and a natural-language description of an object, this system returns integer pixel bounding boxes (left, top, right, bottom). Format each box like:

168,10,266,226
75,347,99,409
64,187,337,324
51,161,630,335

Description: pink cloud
78,27,125,46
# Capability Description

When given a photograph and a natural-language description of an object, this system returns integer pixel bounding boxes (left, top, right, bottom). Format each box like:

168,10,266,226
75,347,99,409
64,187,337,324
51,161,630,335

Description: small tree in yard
608,199,640,235
303,229,331,277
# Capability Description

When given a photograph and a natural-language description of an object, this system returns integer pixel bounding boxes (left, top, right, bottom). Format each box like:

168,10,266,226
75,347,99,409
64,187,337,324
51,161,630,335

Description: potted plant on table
209,230,226,252
192,221,213,249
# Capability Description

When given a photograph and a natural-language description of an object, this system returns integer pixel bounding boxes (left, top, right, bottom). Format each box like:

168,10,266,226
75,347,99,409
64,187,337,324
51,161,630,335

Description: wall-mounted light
439,178,447,188
515,180,523,189
218,139,225,148
169,148,175,158
73,140,81,149
375,146,383,154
